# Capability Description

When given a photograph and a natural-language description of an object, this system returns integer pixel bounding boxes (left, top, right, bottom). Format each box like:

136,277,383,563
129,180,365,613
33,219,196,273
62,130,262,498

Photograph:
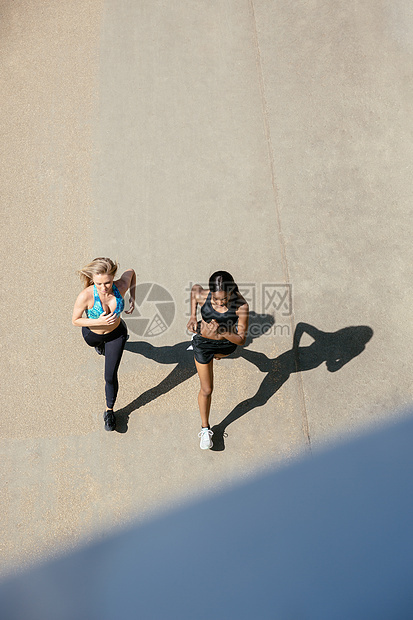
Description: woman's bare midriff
89,316,121,335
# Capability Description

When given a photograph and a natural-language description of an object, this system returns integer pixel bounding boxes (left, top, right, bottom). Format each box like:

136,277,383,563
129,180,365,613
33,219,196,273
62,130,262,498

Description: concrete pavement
1,0,413,576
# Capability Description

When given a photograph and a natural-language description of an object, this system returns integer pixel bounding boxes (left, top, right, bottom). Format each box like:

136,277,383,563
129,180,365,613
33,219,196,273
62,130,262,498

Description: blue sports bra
86,284,124,319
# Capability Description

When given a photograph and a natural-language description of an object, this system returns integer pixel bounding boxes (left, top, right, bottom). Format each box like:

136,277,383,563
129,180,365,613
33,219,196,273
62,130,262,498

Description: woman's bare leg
195,359,214,428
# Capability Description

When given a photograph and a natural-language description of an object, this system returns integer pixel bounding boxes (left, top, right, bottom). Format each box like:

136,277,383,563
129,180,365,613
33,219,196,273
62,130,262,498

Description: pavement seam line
249,0,312,452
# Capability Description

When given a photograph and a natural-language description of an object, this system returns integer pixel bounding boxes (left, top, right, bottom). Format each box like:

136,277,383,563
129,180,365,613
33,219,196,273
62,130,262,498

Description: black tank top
200,291,239,331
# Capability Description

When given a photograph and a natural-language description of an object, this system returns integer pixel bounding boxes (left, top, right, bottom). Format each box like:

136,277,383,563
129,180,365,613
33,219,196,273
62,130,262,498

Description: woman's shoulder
192,284,208,300
113,280,126,297
235,292,249,312
114,269,134,294
82,285,94,299
75,285,93,307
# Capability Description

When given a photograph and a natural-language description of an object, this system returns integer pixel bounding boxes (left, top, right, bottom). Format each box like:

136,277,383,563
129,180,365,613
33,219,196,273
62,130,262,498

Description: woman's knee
200,383,213,397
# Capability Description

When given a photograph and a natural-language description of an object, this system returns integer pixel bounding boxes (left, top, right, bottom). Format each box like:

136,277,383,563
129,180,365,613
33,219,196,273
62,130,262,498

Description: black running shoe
95,344,105,356
103,410,116,431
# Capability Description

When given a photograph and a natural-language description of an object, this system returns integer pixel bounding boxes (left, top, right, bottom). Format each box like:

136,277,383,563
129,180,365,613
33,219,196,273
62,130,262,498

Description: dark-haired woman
72,257,136,431
187,271,249,449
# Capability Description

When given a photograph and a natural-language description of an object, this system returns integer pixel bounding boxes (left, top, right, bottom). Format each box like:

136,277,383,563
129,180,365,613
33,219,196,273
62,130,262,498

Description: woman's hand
99,311,118,326
124,297,135,315
187,315,198,333
200,319,221,339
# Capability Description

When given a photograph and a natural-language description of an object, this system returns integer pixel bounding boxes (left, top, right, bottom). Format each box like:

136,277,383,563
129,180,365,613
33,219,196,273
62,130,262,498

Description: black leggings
82,321,128,409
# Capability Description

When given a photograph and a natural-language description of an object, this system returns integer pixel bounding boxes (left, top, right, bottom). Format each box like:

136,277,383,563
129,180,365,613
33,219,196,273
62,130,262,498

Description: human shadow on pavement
115,341,196,433
210,322,374,451
115,312,274,433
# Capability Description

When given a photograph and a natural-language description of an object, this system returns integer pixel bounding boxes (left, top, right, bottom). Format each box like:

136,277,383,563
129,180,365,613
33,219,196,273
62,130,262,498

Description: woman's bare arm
186,284,204,333
218,301,249,346
116,269,136,314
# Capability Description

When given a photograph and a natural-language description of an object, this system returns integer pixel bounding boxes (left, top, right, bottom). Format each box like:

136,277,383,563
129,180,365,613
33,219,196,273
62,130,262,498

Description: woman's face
93,273,114,295
211,290,232,308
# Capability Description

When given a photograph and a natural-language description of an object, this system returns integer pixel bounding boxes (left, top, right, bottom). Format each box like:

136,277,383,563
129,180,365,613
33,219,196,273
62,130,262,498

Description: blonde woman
72,258,136,431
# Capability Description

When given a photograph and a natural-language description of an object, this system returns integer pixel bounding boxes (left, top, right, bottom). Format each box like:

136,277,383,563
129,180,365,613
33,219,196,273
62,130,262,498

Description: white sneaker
198,428,213,450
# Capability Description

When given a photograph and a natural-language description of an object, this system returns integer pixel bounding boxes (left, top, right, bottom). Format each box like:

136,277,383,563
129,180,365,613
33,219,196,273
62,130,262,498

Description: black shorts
192,333,237,364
